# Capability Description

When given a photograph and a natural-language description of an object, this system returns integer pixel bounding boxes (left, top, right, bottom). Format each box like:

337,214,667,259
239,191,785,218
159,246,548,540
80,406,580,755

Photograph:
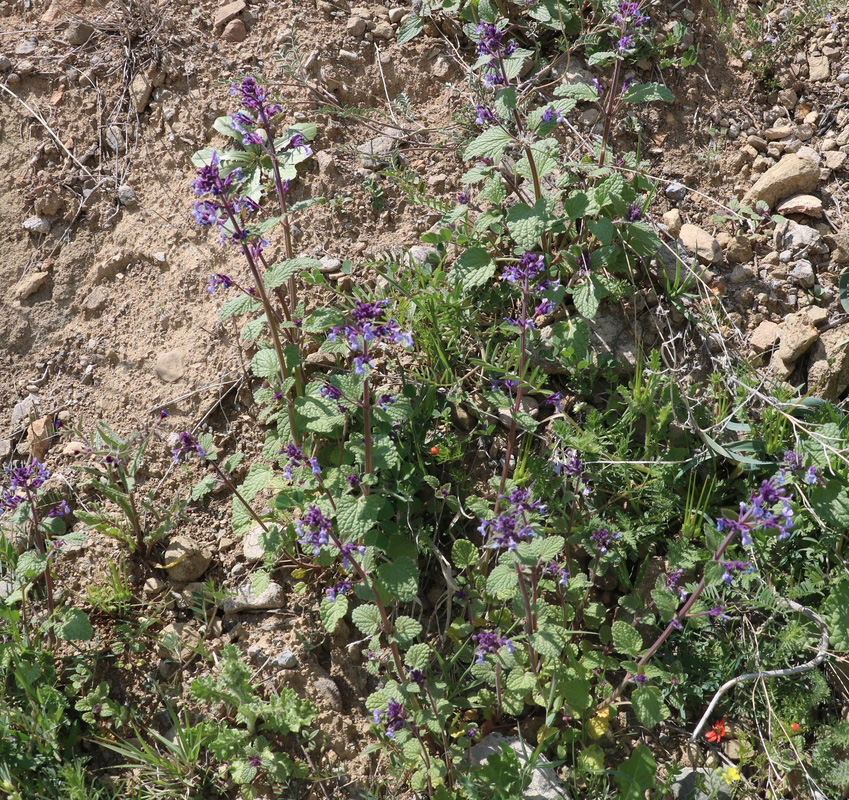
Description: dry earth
1,0,849,794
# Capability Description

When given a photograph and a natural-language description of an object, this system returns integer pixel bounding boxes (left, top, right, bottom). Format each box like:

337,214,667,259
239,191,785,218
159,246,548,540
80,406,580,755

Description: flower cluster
472,630,515,664
478,488,546,551
207,273,235,295
612,1,650,52
327,300,413,375
475,105,496,126
280,444,321,481
474,22,517,88
666,568,687,600
373,699,407,738
553,449,592,497
295,504,333,554
542,106,565,125
1,460,50,514
543,561,570,587
171,432,207,463
502,253,560,331
717,474,794,545
705,717,726,743
326,580,352,602
590,528,621,555
784,451,818,485
721,560,755,584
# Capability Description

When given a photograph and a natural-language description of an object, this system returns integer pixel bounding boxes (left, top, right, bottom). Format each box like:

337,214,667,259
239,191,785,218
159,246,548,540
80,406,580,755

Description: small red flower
705,718,726,743
430,446,439,455
790,722,801,734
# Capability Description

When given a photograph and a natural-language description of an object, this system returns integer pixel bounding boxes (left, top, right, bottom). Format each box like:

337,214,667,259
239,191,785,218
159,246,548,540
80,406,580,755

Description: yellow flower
722,766,742,785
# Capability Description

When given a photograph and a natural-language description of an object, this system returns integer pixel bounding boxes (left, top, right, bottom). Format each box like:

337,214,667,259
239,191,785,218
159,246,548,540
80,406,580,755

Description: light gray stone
665,181,688,202
117,183,137,205
155,349,185,382
23,216,50,234
222,581,285,612
776,194,822,218
808,53,830,81
773,219,826,256
789,259,815,288
469,733,570,800
275,648,298,669
346,15,367,36
359,131,397,169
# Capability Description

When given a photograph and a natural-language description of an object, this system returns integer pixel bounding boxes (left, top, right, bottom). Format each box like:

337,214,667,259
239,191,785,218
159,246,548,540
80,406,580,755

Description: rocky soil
1,0,849,793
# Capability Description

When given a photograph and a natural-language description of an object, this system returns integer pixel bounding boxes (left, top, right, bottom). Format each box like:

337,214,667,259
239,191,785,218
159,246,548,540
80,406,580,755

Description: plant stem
598,58,623,167
515,563,539,672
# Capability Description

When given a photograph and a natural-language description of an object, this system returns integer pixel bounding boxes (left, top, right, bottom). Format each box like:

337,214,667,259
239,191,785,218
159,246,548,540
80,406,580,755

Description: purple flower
542,107,565,125
409,669,427,686
708,606,728,620
171,432,207,463
320,383,343,401
717,474,795,544
617,34,635,52
192,200,221,227
593,78,604,98
207,273,234,294
47,500,71,518
457,190,471,205
476,23,506,56
466,727,478,739
338,542,365,570
625,204,643,222
373,698,407,738
590,528,621,555
295,504,333,555
634,673,648,685
503,252,546,285
576,248,592,274
543,562,570,586
347,474,360,489
472,631,515,664
475,106,496,126
326,580,352,601
478,489,545,551
721,560,755,584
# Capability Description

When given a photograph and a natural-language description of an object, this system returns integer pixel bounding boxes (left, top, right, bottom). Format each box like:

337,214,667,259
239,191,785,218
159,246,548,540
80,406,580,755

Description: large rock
777,313,819,363
679,224,722,264
773,219,827,256
359,130,398,169
164,535,212,582
213,0,245,30
469,733,570,800
742,154,820,209
808,324,849,400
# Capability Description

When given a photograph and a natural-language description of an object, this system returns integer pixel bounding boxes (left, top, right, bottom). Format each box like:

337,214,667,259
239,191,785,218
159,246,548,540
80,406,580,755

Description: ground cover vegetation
2,0,849,798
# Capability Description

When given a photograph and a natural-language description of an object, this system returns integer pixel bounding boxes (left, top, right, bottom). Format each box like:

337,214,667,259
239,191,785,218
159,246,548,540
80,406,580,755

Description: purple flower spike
171,432,207,463
207,273,234,294
590,528,621,555
472,631,515,664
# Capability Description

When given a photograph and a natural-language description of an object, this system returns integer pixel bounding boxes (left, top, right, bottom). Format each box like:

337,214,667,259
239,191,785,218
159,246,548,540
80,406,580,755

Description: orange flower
706,718,726,743
790,722,801,734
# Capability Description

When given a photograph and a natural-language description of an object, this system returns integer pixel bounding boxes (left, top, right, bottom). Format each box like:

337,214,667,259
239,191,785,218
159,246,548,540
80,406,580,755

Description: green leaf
809,481,849,530
54,608,93,641
622,82,674,104
571,279,604,319
502,49,533,80
530,625,568,657
506,201,546,250
451,247,496,291
548,318,589,363
651,589,680,624
561,677,592,711
587,50,616,67
494,87,517,118
231,760,258,785
191,473,217,501
16,550,47,579
487,563,518,600
320,594,349,633
823,579,849,651
462,126,513,162
631,685,669,728
515,137,561,181
251,570,271,596
251,348,280,379
219,293,260,321
615,744,657,800
562,192,590,219
405,642,430,669
265,258,322,290
377,556,419,602
393,616,423,647
336,495,388,540
351,604,382,636
396,12,424,43
555,82,601,102
452,539,478,569
612,620,643,657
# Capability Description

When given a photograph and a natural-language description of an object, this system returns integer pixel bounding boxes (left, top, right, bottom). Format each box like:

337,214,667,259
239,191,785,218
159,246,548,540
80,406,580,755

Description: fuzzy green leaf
616,744,657,800
396,12,424,43
571,278,604,319
405,642,430,670
336,494,388,540
377,556,419,602
393,615,423,647
452,539,478,569
631,685,669,728
251,348,280,379
462,127,513,162
219,293,260,321
651,589,680,624
351,604,382,636
451,247,497,292
487,563,518,600
506,202,546,250
320,594,349,633
622,82,674,104
823,579,849,651
54,608,93,641
265,258,322,290
612,620,643,657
